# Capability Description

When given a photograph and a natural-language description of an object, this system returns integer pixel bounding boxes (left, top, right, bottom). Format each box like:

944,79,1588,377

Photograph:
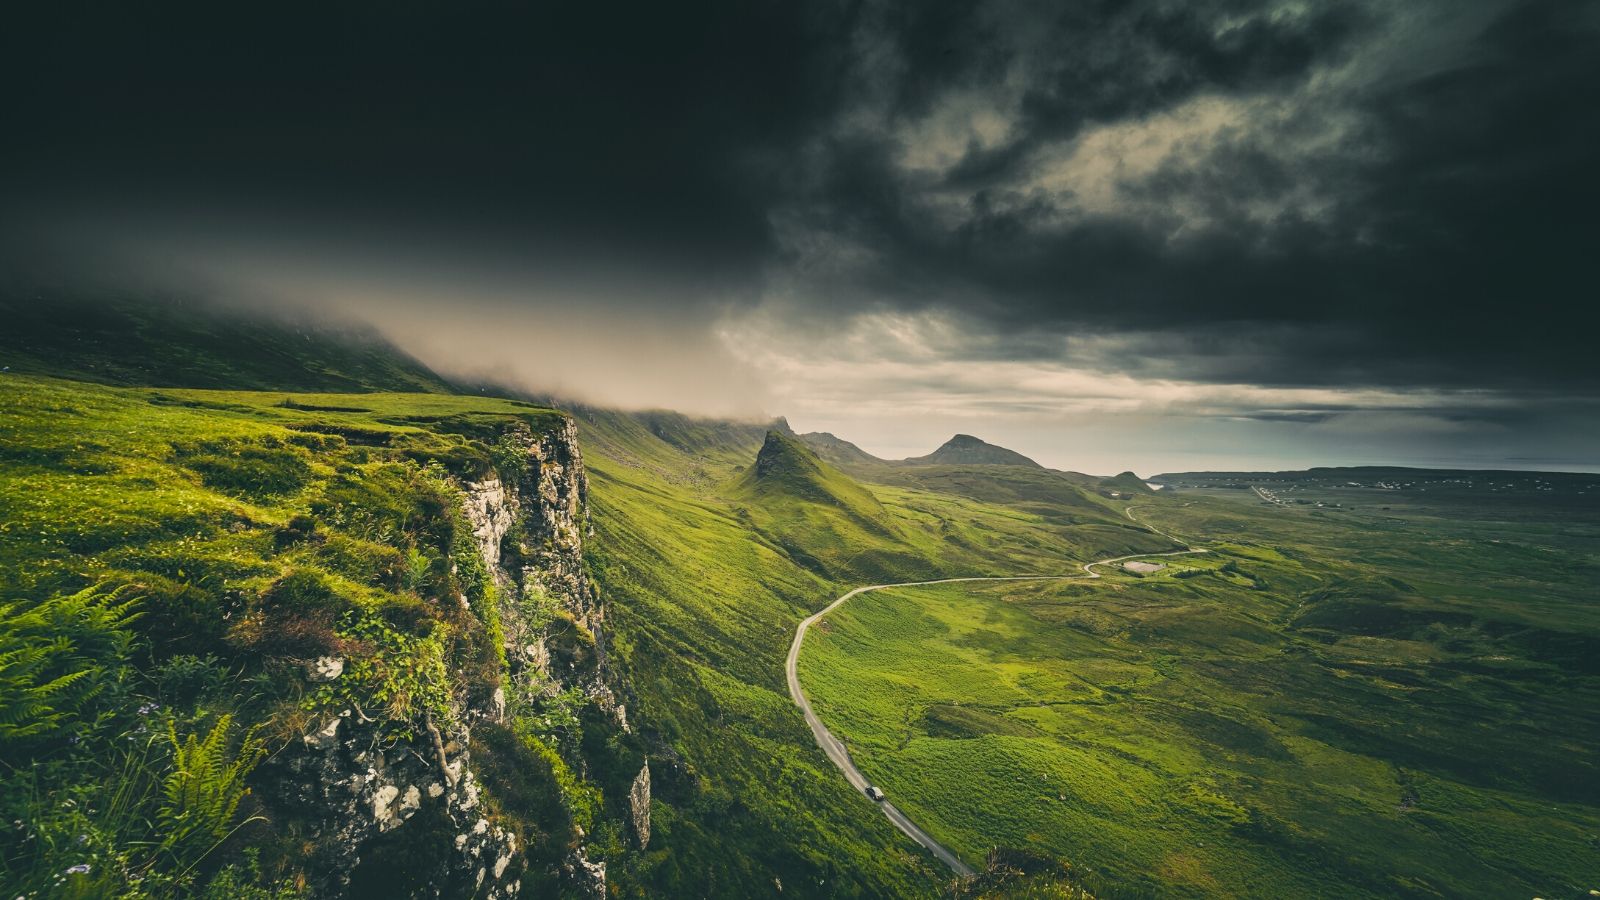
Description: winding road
785,504,1209,876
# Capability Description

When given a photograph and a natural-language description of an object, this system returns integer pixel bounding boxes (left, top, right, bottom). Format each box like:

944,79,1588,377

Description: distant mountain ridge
797,431,887,467
1100,471,1153,493
904,433,1042,468
1151,465,1597,480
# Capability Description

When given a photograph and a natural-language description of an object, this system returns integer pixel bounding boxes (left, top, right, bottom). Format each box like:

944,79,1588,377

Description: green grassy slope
579,434,933,896
1099,472,1153,494
800,490,1600,899
0,376,568,599
0,294,454,393
738,431,886,510
0,374,642,894
789,431,1114,520
861,465,1134,530
1,307,1192,896
732,431,911,581
570,409,1181,897
22,303,1583,899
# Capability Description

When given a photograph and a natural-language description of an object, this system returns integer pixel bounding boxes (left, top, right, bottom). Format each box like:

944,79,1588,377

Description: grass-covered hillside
569,408,1178,897
799,488,1600,898
1098,472,1154,496
0,375,642,895
12,301,1590,899
0,324,1175,898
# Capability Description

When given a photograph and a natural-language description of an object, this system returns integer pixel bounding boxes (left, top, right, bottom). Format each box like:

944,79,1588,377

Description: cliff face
466,418,613,707
260,415,623,897
274,705,524,897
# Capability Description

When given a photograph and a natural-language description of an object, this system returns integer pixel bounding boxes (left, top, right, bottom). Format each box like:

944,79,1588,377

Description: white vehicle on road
865,786,885,802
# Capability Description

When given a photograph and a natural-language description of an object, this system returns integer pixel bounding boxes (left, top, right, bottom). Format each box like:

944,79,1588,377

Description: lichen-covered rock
305,655,344,682
629,762,651,849
264,713,520,897
303,717,341,750
565,847,607,898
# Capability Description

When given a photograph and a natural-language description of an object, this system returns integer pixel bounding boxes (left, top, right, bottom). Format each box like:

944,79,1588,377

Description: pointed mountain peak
753,429,822,480
741,429,888,518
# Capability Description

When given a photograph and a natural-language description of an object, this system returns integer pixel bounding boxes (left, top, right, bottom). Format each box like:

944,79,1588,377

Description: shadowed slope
798,431,889,468
0,293,454,393
734,433,904,576
740,431,886,512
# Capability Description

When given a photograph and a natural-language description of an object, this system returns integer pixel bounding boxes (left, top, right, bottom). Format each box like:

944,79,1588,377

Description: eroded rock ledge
258,415,624,898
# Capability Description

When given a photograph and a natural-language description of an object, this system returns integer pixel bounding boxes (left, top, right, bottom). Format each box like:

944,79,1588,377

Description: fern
157,714,268,872
0,585,138,748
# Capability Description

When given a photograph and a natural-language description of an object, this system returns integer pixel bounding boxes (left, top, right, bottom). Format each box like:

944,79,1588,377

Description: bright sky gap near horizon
2,0,1596,474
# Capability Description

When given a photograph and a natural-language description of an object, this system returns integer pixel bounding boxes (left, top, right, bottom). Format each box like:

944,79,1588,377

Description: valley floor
797,492,1600,898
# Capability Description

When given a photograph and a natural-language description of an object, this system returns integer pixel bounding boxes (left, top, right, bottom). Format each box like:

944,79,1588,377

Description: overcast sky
4,0,1597,474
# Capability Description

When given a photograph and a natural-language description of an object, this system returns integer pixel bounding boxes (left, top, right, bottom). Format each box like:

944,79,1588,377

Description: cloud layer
3,0,1596,468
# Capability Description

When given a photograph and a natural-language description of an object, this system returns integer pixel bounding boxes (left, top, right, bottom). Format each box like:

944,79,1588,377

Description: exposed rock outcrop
304,655,344,682
565,848,607,897
276,710,522,897
463,419,598,660
629,762,652,850
462,419,618,717
258,414,618,897
462,474,516,577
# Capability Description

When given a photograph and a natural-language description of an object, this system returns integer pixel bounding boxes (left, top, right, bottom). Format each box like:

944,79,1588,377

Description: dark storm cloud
756,0,1600,393
798,0,1598,391
902,0,1371,185
3,0,1597,401
0,0,844,282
